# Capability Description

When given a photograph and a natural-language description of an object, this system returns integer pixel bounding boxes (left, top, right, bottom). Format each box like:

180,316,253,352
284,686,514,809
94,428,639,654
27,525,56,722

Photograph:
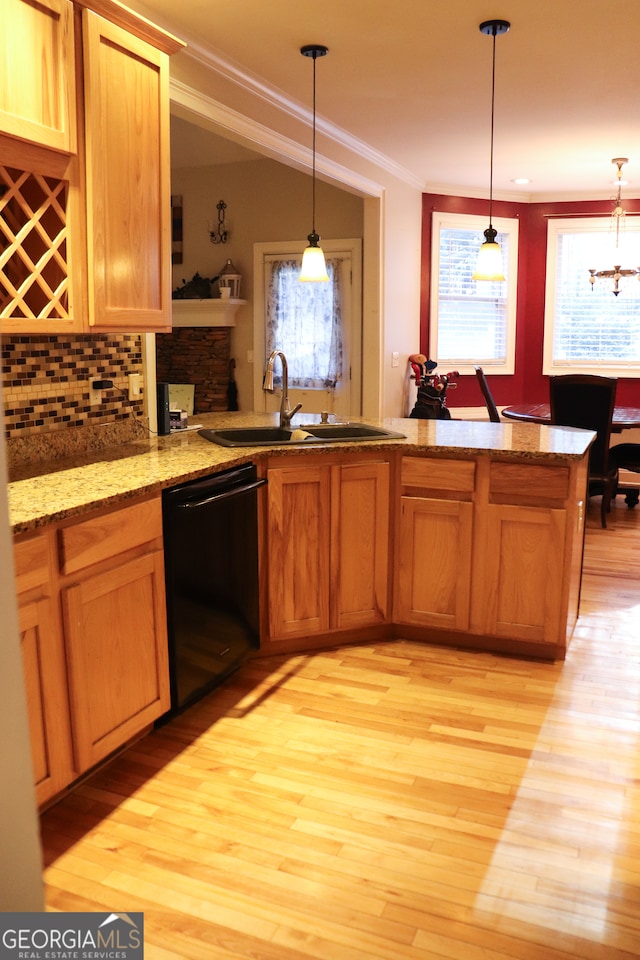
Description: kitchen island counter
8,412,594,534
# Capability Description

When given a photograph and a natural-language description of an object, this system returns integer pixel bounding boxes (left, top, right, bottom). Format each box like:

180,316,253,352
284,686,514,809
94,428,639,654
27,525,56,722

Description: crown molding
171,39,423,192
169,78,387,199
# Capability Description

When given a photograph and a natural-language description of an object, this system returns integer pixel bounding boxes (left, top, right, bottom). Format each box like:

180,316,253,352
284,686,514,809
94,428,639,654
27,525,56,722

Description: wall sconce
209,200,228,244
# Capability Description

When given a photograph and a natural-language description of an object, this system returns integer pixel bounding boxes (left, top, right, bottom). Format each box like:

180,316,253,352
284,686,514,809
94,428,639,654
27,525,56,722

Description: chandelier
588,157,640,296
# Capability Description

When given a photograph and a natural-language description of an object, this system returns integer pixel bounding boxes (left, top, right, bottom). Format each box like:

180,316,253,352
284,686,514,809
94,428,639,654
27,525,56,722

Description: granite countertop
8,412,594,535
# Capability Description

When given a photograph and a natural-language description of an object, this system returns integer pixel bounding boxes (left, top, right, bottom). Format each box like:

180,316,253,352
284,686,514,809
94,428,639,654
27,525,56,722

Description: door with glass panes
253,239,362,418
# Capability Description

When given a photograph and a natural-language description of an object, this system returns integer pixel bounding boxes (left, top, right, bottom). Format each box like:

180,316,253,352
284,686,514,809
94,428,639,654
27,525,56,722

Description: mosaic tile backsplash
2,334,145,442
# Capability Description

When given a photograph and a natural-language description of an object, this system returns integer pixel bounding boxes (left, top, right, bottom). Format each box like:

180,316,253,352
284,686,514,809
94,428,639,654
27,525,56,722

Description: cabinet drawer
401,456,476,493
489,462,570,502
58,498,162,575
13,532,50,594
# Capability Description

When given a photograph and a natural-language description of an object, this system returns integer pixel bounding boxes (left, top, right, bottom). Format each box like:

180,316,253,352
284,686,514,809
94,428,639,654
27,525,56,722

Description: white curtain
265,257,344,388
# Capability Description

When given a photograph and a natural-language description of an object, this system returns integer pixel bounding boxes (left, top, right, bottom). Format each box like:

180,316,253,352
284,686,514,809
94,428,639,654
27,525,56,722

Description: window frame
429,210,519,376
543,216,640,377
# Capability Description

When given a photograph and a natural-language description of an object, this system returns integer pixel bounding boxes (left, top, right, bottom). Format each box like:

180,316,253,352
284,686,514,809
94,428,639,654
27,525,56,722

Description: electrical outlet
391,352,400,368
128,373,141,400
89,377,102,406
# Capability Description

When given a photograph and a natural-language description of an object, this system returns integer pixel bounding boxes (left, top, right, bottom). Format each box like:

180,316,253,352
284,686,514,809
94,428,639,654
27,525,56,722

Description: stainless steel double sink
199,423,406,447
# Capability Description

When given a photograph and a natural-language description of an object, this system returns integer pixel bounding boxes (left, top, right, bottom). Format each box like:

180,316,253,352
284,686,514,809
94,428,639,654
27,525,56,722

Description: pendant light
472,19,510,282
299,44,329,282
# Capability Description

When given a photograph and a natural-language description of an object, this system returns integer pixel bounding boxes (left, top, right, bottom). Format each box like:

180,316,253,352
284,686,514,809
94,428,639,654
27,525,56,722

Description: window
264,256,343,388
430,211,518,375
544,217,640,376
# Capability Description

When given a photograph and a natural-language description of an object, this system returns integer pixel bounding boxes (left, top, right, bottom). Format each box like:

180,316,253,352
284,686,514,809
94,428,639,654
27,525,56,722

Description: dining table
501,402,640,432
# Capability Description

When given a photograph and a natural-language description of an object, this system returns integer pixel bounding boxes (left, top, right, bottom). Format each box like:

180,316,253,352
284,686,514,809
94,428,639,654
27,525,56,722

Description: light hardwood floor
40,495,640,960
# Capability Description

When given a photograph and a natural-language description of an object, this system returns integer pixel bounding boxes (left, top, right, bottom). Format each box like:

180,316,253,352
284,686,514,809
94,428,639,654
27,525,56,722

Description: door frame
252,238,363,417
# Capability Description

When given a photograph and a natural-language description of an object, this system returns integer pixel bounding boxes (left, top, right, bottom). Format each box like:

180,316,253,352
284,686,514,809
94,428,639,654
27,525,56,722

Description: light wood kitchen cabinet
395,454,585,658
59,497,170,772
14,531,75,807
81,11,172,331
12,495,170,806
472,502,566,643
395,456,475,631
266,461,331,639
0,0,181,333
265,455,391,643
0,0,76,153
469,461,573,646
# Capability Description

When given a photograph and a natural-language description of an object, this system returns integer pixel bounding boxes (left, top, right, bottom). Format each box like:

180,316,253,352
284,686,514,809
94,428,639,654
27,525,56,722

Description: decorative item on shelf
172,272,218,299
209,200,229,244
472,19,510,282
299,44,330,282
588,158,640,296
218,258,242,298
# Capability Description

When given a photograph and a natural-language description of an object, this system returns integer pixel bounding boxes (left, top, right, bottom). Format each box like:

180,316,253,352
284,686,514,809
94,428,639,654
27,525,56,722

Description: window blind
436,227,509,362
552,227,640,366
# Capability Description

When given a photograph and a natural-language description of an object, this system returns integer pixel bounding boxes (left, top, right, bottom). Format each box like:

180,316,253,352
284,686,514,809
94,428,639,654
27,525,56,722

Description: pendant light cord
488,26,497,227
300,44,328,244
311,50,318,235
478,19,509,234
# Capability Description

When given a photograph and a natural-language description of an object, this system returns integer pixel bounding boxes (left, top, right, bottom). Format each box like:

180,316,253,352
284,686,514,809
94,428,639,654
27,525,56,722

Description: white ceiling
134,0,640,201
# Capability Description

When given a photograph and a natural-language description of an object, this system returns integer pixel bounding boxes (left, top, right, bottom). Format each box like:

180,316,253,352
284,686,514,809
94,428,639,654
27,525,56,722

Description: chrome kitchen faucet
263,350,302,428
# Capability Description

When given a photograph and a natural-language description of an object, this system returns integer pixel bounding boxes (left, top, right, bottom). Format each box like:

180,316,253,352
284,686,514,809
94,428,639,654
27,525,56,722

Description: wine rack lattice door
0,164,71,324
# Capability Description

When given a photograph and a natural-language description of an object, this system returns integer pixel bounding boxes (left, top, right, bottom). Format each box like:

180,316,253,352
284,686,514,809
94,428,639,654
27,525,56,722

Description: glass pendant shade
300,236,329,282
472,227,505,281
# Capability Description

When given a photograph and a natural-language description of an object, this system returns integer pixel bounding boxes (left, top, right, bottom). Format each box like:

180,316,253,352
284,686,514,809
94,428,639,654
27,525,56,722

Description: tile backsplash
2,334,144,442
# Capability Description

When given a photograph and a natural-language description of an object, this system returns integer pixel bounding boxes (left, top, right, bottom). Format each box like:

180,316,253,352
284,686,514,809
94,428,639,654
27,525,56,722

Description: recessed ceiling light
512,177,530,185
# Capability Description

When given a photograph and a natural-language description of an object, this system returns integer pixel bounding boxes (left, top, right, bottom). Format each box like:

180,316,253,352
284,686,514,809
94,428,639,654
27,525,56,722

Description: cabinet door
62,551,170,771
333,460,390,629
18,595,75,806
0,0,75,152
82,11,171,331
267,464,331,640
395,496,474,630
473,503,567,644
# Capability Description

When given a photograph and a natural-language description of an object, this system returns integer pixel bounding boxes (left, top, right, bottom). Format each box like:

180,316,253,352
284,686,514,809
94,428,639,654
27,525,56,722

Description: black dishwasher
162,462,266,713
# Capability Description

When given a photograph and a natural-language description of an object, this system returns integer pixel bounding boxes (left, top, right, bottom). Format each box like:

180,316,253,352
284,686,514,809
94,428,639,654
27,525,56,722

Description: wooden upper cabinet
0,1,180,334
82,10,172,331
0,0,76,153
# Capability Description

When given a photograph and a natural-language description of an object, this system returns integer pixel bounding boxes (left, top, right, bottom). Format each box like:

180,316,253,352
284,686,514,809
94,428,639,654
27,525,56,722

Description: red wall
421,193,640,409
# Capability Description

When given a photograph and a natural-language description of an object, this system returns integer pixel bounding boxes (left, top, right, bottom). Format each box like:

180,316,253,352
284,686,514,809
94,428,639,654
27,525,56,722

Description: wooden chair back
549,374,617,527
474,366,500,422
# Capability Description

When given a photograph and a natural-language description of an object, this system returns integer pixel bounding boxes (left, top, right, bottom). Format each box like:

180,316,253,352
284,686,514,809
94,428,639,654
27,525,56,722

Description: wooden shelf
171,298,246,328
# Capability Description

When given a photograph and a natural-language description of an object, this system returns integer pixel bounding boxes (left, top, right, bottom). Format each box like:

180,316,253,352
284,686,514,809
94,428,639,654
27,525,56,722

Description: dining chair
609,443,640,508
549,374,618,528
474,366,500,422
